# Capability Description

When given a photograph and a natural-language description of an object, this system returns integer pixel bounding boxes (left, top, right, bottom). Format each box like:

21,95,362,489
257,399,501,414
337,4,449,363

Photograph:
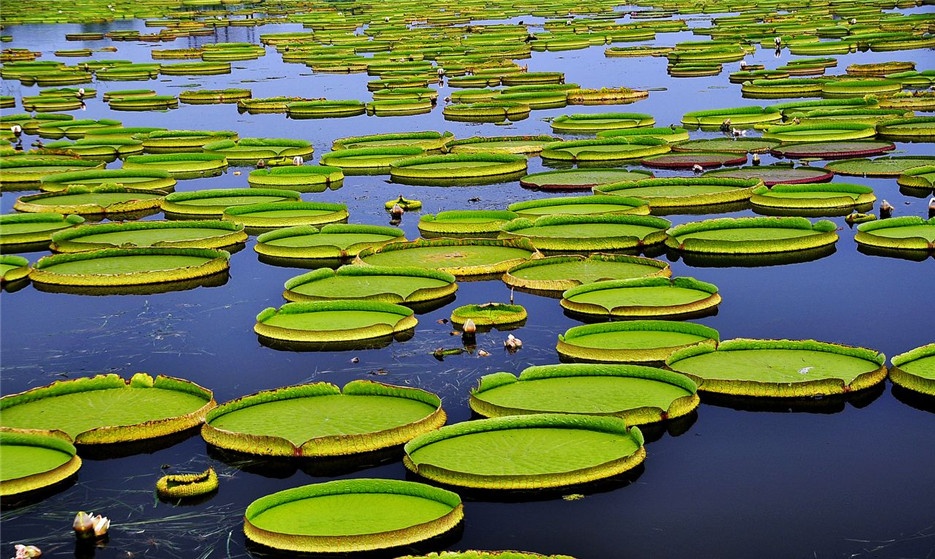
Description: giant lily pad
681,106,782,128
418,210,519,239
222,201,348,232
0,156,103,190
0,255,30,286
254,300,417,348
875,117,935,140
160,188,300,218
701,164,834,186
332,131,454,151
39,168,176,193
121,153,229,179
318,147,424,173
508,195,649,218
13,186,165,216
202,380,445,457
255,224,405,263
448,135,559,155
403,414,645,490
503,254,670,295
762,123,877,143
560,277,721,319
469,364,699,424
356,238,540,279
770,141,895,159
50,220,247,252
247,165,344,192
499,214,671,253
0,213,85,252
666,338,887,397
824,156,935,177
283,266,457,305
520,168,652,191
539,137,670,163
594,177,762,209
450,303,527,330
550,112,655,133
750,183,875,215
0,373,216,444
390,153,528,186
244,478,463,553
29,247,229,289
202,138,313,164
0,429,81,498
897,166,935,191
557,320,720,363
854,217,935,253
665,217,839,254
889,343,935,397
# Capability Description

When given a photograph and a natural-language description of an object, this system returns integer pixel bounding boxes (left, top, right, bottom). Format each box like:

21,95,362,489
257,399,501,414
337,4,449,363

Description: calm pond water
1,6,934,559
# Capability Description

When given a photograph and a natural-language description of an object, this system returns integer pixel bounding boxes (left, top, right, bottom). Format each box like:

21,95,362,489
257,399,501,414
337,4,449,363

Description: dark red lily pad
641,152,748,170
703,165,834,186
771,141,896,160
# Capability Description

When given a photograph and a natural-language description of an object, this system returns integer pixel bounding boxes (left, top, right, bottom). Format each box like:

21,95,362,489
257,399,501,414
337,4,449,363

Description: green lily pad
39,168,176,193
0,156,103,190
0,429,81,498
889,343,935,397
550,112,655,133
666,217,839,254
561,276,721,319
244,478,463,553
671,138,780,154
448,135,560,155
283,266,457,305
470,364,699,425
0,254,30,285
418,210,519,239
13,186,165,216
247,165,344,192
331,130,454,151
641,151,748,170
666,338,887,397
450,302,527,330
854,216,935,252
825,156,935,177
254,300,418,348
520,168,652,191
508,195,649,218
404,414,645,490
30,247,230,289
50,220,247,252
503,253,670,295
594,177,762,209
499,214,671,253
203,380,445,457
121,153,229,179
750,183,875,215
770,141,895,159
540,137,670,163
255,224,405,262
557,320,720,363
0,373,216,444
160,188,300,218
202,138,313,164
318,146,425,173
356,238,539,278
222,201,348,232
390,153,528,186
0,213,85,252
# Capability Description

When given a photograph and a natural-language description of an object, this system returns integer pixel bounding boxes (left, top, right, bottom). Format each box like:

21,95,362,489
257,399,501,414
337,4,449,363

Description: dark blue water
2,9,934,559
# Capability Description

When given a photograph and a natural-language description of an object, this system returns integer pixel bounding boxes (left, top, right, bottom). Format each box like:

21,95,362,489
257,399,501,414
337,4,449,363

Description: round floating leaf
0,213,85,252
560,276,721,319
520,168,652,191
770,140,895,159
203,138,313,164
222,201,348,231
121,153,228,179
0,373,216,444
504,254,669,295
404,414,645,490
762,123,877,143
750,183,875,214
641,151,748,170
29,247,230,288
254,300,417,347
390,153,528,186
557,320,719,363
247,165,344,191
319,146,425,173
854,216,935,252
897,166,935,190
469,363,699,424
448,135,559,155
203,380,445,457
244,478,463,553
13,186,165,216
508,195,649,218
50,220,247,252
255,224,405,263
0,429,81,497
701,164,834,186
284,265,456,305
666,217,839,254
39,168,176,193
0,156,104,189
670,138,780,154
824,156,935,177
876,116,935,140
356,238,540,278
594,176,762,209
1,254,31,285
332,131,454,151
681,105,782,128
418,210,519,239
160,188,300,218
550,112,655,133
666,338,887,397
541,137,669,163
450,303,527,330
499,214,671,253
889,343,935,397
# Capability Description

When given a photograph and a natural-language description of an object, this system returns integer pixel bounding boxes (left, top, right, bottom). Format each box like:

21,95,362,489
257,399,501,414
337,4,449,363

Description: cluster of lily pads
1,0,934,556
